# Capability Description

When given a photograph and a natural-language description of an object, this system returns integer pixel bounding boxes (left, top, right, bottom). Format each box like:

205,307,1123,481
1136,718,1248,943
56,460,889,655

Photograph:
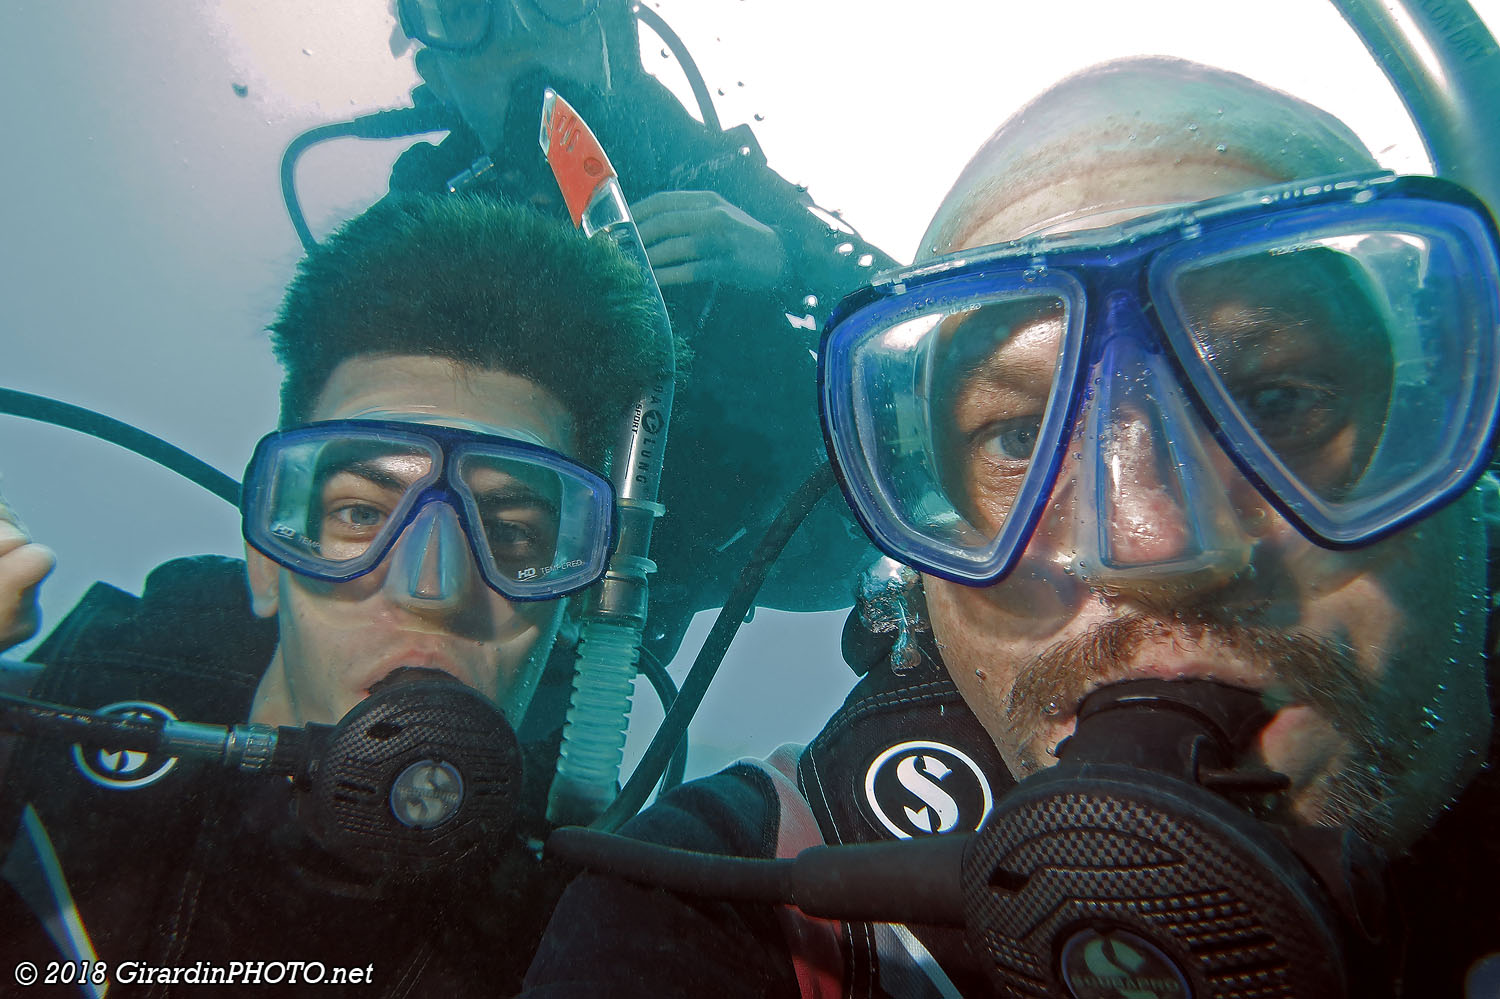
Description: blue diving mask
819,173,1500,587
396,0,600,51
241,419,615,601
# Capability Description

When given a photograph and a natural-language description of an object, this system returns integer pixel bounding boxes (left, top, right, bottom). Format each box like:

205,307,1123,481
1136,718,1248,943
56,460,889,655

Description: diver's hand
633,190,788,291
0,498,54,653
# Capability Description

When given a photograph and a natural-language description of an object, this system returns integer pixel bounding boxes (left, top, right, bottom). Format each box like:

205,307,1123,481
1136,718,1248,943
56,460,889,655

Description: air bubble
1216,143,1228,153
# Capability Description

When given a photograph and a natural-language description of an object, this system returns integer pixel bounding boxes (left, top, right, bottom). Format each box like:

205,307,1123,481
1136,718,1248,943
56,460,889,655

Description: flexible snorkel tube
1331,0,1500,212
539,89,677,825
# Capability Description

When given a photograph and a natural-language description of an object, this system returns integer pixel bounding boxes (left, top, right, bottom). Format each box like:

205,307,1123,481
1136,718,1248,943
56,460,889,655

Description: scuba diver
520,36,1500,999
373,0,895,665
0,194,677,994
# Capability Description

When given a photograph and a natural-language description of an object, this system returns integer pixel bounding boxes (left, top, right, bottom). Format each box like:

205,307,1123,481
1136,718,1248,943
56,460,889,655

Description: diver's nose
382,500,479,610
1071,297,1251,591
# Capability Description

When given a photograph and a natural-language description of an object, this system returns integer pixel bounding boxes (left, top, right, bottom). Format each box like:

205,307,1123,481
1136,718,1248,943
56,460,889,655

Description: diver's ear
243,544,281,619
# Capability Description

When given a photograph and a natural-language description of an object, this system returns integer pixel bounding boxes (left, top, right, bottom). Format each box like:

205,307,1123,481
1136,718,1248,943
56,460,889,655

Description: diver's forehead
948,158,1279,252
309,354,577,456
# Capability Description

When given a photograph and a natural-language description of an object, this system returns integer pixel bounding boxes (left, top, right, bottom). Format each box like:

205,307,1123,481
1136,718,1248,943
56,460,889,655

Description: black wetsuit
388,69,893,662
0,556,574,997
520,648,1500,998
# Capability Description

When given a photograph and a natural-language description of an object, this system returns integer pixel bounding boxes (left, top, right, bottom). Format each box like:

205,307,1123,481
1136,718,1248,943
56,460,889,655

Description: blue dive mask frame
240,419,616,601
819,172,1500,587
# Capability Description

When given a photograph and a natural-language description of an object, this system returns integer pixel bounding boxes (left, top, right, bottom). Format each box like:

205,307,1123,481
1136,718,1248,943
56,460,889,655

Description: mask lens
452,448,608,594
827,276,1083,581
244,423,614,599
1157,202,1500,542
400,0,493,49
252,434,438,572
530,0,600,25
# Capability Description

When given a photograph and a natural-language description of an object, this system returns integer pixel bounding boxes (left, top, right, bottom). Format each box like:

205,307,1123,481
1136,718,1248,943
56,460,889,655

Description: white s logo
863,741,993,839
896,755,960,833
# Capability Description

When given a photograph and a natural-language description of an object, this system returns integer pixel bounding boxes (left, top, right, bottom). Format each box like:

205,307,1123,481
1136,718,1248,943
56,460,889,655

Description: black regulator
0,667,523,889
548,677,1394,999
960,678,1390,999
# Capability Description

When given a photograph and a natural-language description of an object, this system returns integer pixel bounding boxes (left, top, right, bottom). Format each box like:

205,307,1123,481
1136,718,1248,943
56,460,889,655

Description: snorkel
538,90,677,825
1331,0,1500,216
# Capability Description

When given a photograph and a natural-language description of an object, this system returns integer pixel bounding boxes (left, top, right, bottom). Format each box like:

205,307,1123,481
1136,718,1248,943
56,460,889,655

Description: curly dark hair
269,194,678,467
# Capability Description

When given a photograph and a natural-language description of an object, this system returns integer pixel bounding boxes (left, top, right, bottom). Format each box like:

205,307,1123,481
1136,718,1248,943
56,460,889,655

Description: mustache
1003,611,1376,744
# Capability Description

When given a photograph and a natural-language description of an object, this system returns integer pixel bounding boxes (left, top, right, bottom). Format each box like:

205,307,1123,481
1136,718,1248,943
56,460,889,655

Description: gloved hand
0,491,54,653
633,190,788,291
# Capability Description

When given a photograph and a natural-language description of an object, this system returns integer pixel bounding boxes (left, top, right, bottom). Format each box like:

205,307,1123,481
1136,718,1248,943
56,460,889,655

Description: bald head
920,57,1378,258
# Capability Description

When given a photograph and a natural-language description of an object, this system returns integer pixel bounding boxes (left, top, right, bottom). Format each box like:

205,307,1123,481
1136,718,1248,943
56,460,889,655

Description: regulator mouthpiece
961,678,1391,999
296,667,524,888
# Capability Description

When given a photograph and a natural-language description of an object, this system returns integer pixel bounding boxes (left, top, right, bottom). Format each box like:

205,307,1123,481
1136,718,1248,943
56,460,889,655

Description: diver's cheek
479,598,564,727
926,575,1033,774
1257,705,1346,799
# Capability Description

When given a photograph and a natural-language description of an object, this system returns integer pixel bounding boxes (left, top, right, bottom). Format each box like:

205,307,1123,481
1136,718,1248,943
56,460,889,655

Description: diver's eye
1238,379,1343,447
341,505,383,527
484,517,554,563
326,502,389,535
975,417,1043,463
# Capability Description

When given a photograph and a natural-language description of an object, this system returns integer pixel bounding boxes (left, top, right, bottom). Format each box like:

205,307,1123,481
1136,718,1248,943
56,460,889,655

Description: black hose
0,389,240,508
281,106,459,253
547,824,971,925
0,691,164,754
551,824,793,901
634,5,722,133
594,462,837,831
636,645,688,793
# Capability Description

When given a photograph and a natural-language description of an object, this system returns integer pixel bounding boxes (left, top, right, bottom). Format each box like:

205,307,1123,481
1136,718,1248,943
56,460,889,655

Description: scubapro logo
1060,929,1189,999
862,740,993,839
391,760,465,829
72,701,180,790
